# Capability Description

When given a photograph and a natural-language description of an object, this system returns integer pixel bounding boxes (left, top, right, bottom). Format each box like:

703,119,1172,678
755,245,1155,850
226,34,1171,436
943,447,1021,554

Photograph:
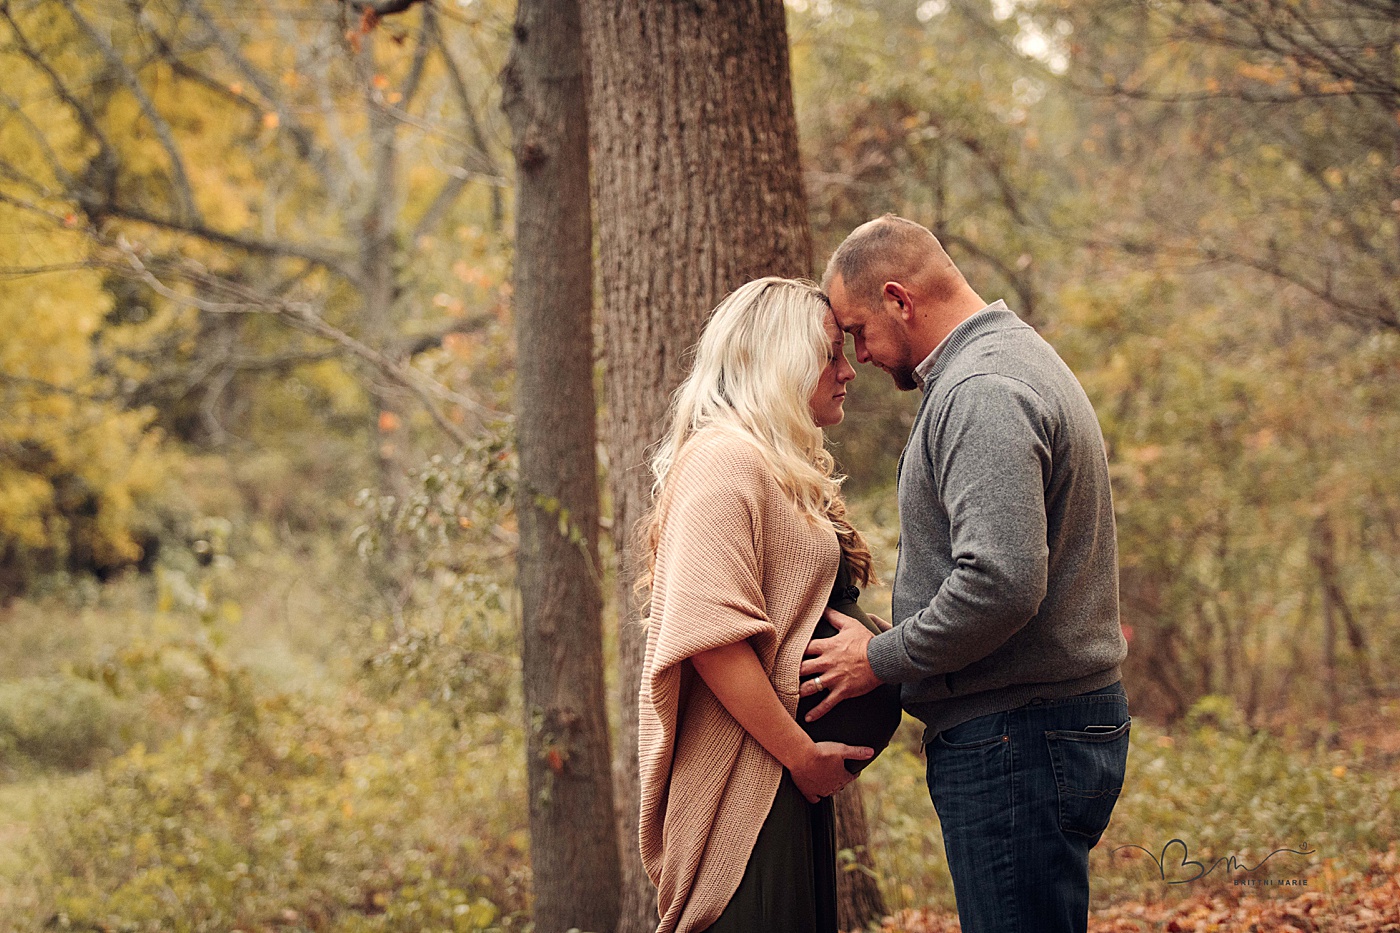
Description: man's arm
867,375,1052,685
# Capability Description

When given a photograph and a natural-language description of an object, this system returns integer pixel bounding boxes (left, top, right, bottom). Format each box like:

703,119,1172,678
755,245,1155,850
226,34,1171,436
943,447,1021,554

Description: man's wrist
858,628,885,685
867,626,916,684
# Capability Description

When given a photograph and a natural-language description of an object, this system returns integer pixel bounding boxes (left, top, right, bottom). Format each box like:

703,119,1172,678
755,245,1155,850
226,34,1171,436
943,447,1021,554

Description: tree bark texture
834,783,887,932
581,2,814,929
358,28,411,502
501,1,621,930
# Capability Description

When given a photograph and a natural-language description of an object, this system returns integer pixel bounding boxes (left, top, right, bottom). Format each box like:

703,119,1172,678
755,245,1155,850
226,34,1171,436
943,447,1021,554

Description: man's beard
890,366,919,392
887,330,919,391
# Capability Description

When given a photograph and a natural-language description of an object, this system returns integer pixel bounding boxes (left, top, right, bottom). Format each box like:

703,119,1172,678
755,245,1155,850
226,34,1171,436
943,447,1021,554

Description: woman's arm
691,639,872,802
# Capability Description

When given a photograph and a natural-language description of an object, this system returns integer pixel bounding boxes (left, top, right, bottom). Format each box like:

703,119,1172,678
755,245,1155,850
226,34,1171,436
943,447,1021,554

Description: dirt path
0,781,39,916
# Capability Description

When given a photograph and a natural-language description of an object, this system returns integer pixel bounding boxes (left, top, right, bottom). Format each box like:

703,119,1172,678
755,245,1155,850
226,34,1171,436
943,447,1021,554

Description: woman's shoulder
671,427,773,488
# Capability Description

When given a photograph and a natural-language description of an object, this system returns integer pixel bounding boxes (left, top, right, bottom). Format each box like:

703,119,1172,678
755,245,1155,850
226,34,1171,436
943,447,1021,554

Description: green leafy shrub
20,647,528,932
352,437,521,719
0,675,133,776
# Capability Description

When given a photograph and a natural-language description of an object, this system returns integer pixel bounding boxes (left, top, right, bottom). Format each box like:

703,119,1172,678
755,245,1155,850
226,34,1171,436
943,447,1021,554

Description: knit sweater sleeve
638,433,781,911
646,434,777,675
868,374,1052,683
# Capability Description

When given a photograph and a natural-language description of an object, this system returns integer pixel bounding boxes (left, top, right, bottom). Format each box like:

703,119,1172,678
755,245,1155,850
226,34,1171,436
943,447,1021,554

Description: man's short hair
822,214,960,307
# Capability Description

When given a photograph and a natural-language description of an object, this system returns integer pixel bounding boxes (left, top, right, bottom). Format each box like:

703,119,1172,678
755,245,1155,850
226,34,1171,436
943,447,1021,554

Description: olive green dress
702,558,898,933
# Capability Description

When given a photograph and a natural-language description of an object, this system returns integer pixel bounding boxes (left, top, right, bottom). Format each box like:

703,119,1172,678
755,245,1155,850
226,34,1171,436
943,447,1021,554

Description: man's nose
855,339,870,364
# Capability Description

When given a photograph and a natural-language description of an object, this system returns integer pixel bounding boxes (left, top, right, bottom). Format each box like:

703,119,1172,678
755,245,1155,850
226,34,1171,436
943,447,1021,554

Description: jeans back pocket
1044,718,1130,842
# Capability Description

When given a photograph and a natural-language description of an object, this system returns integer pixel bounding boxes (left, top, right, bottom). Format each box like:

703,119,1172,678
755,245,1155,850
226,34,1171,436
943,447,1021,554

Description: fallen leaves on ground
875,850,1400,932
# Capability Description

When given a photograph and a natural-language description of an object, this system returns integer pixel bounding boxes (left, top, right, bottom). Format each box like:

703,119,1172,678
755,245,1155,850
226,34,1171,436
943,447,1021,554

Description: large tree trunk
501,2,621,930
581,2,849,929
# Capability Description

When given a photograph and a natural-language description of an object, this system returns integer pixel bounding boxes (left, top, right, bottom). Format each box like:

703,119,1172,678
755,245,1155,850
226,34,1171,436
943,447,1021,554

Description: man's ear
883,281,914,322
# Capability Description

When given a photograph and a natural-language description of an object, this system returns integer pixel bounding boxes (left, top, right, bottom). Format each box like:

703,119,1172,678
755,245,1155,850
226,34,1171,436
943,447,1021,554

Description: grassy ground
2,527,1398,930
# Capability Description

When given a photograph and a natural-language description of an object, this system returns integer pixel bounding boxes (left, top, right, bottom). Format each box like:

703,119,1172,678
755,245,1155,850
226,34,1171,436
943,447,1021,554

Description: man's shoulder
935,324,1079,404
925,359,1054,427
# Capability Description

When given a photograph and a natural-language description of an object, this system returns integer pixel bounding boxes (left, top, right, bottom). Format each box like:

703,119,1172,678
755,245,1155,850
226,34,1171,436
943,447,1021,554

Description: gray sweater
866,303,1127,736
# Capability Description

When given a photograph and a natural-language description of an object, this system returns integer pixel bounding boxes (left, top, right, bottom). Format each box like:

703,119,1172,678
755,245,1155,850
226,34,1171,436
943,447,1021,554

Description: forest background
1,0,1398,930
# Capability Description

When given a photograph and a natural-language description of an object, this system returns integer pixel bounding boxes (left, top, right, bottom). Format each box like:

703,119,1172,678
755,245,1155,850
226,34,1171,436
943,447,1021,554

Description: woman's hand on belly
790,741,872,802
691,639,872,802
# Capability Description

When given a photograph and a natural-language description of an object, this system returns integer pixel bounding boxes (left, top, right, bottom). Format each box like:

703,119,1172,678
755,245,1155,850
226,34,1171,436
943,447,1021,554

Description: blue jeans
925,682,1130,933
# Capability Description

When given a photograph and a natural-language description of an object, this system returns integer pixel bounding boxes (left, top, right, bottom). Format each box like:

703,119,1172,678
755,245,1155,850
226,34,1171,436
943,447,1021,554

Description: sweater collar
918,300,1021,393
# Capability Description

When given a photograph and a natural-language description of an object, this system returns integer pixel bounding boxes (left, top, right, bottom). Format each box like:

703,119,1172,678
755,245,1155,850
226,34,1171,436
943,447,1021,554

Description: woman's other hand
692,639,871,801
790,741,872,802
868,613,893,632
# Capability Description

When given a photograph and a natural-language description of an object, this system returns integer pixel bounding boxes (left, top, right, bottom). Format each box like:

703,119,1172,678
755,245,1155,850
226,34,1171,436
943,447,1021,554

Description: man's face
827,275,919,391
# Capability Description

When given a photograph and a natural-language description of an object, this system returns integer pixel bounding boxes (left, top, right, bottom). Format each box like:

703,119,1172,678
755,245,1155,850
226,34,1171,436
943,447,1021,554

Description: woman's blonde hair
640,277,874,590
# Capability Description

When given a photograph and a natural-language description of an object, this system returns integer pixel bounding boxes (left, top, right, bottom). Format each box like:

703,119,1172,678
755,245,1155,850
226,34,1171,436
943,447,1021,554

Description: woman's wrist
775,731,819,773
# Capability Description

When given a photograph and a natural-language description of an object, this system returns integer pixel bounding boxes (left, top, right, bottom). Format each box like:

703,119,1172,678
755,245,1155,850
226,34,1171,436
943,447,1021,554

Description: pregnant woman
637,277,903,933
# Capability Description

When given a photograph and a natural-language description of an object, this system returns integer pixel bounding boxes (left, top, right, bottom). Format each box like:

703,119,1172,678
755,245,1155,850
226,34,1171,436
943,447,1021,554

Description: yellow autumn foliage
0,13,172,587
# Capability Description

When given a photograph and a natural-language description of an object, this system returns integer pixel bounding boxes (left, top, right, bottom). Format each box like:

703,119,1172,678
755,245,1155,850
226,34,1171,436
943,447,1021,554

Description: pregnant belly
797,619,904,774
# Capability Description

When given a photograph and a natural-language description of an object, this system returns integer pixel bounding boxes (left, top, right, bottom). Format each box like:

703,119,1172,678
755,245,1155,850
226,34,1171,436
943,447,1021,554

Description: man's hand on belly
798,607,884,722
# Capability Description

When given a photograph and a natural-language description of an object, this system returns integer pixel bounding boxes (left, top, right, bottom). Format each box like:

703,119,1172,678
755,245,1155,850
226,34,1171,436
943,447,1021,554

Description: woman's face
810,313,857,428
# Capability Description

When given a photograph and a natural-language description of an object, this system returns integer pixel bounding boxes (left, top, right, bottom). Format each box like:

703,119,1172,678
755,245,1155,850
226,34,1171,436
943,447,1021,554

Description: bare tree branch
1070,229,1398,332
0,156,55,203
391,313,495,358
935,227,1038,321
411,16,503,239
102,202,358,282
339,0,433,17
225,348,343,371
56,0,204,225
951,129,1029,226
0,189,76,227
399,2,435,109
1196,242,1398,331
0,261,94,280
113,237,504,444
0,91,74,189
183,0,326,167
1,2,119,206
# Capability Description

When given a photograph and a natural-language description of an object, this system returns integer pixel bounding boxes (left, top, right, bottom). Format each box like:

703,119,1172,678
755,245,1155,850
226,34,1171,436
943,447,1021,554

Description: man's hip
924,682,1130,933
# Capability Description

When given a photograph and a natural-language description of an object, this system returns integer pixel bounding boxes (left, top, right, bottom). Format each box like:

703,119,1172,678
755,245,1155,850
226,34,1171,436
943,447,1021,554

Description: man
800,215,1129,933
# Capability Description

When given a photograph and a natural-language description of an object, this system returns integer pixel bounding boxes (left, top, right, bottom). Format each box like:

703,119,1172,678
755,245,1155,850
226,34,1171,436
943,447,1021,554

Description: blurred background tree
501,0,620,927
0,0,520,615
